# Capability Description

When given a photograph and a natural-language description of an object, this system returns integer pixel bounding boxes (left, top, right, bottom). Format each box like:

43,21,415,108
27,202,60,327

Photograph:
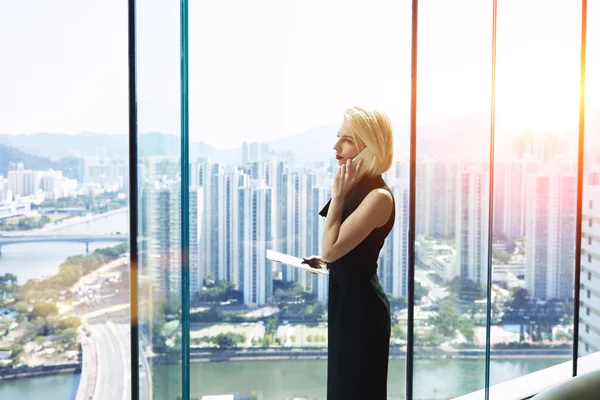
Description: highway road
109,322,131,400
76,321,150,400
88,323,126,400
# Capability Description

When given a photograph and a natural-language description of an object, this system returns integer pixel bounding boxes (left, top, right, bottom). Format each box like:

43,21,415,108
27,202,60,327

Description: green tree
519,324,525,342
416,330,444,347
446,277,484,300
389,296,408,310
29,301,58,319
303,305,314,320
415,281,428,301
214,333,246,348
265,316,279,336
492,248,511,264
36,316,59,336
392,324,406,340
0,273,18,301
428,300,463,340
61,327,78,341
562,303,574,325
58,316,81,330
302,301,326,320
190,305,222,323
459,319,475,341
510,288,530,311
261,335,273,347
13,301,30,315
10,344,24,364
192,280,241,304
312,302,325,320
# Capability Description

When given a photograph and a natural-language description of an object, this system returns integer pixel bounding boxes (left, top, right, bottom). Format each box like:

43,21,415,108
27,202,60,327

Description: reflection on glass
0,1,130,400
413,0,493,398
490,0,581,390
136,1,183,399
579,0,600,361
185,1,410,399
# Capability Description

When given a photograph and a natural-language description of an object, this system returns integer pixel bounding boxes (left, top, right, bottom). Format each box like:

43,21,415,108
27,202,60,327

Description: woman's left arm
321,189,393,263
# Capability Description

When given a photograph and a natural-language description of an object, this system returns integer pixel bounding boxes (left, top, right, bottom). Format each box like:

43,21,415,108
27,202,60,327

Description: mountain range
1,112,597,167
0,145,81,179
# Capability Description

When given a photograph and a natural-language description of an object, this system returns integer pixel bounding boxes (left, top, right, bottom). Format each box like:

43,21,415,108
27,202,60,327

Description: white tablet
266,249,329,276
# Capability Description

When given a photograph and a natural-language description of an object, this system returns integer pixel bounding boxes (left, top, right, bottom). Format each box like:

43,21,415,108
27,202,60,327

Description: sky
0,0,598,148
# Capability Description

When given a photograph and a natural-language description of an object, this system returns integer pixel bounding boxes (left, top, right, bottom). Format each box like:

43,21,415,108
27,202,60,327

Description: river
153,358,568,399
1,357,567,400
0,209,129,283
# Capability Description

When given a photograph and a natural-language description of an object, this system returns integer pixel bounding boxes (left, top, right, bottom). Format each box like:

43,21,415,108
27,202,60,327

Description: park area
189,322,329,348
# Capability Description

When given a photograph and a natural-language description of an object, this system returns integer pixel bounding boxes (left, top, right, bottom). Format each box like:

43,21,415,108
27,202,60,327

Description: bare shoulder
360,188,393,226
364,188,393,204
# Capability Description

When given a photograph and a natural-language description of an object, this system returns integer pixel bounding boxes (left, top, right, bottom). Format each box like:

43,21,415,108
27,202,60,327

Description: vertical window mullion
127,0,140,398
406,1,419,399
180,0,191,398
484,1,499,399
573,0,588,377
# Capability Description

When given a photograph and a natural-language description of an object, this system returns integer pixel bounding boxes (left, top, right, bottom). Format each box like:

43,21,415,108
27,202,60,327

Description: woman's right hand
302,255,328,273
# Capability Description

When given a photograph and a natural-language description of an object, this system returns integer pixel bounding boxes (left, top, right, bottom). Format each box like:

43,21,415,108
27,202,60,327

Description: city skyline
2,103,599,400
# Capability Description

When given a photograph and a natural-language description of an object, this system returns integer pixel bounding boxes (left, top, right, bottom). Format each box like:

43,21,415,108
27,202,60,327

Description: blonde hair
343,106,394,177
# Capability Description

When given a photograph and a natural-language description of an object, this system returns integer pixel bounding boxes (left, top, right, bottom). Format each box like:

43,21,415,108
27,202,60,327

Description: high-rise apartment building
141,180,181,301
496,159,538,238
579,184,600,355
311,185,331,304
455,164,489,286
190,187,201,293
379,162,410,297
285,168,311,288
240,180,273,305
379,184,409,297
418,159,458,239
8,165,35,198
526,166,576,300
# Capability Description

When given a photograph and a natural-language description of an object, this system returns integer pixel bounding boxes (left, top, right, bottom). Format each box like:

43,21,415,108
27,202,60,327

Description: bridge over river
0,233,128,256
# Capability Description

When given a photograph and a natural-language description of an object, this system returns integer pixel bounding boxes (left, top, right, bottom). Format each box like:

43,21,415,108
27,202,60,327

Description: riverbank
0,362,81,381
35,207,128,233
149,346,571,365
3,343,569,377
0,207,128,236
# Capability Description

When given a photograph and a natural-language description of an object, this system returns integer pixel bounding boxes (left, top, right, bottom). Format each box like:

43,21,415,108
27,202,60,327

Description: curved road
77,321,150,400
90,323,125,400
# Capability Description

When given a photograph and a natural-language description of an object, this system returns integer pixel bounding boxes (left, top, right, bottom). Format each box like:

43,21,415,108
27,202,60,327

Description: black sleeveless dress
319,174,395,400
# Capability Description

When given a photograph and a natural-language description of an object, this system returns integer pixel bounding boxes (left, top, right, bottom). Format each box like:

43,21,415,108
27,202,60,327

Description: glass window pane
578,0,600,366
413,1,493,398
490,0,581,391
187,1,410,399
136,1,183,399
0,1,130,399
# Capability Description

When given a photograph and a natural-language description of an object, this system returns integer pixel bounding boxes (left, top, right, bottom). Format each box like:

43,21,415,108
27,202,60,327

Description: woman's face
333,122,360,166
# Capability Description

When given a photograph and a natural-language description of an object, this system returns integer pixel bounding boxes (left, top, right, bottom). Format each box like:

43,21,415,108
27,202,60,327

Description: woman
303,106,395,399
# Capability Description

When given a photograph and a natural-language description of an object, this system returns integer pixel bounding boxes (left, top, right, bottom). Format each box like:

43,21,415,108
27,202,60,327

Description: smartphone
351,148,376,177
